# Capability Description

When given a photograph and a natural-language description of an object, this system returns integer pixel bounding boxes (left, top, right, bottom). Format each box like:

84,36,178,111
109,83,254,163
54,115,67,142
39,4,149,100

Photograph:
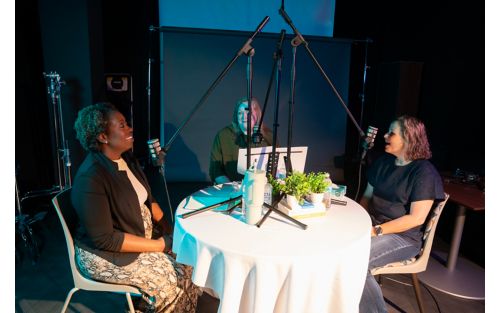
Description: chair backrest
371,193,449,275
52,188,140,294
52,188,81,284
418,193,449,263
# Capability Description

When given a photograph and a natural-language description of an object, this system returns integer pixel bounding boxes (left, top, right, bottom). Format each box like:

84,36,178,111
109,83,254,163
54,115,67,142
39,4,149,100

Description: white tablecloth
173,183,371,313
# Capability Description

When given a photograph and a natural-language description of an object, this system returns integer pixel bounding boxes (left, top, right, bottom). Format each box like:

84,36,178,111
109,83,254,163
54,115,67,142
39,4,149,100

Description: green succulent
307,172,329,194
268,172,309,204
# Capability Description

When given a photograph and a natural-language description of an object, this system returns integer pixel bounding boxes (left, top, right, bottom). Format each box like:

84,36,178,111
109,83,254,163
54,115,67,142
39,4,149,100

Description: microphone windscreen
362,126,378,151
147,138,161,162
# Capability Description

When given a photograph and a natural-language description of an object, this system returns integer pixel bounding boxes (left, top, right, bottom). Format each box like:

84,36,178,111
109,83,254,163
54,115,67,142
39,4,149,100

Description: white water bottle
264,182,273,205
242,168,267,225
323,173,333,209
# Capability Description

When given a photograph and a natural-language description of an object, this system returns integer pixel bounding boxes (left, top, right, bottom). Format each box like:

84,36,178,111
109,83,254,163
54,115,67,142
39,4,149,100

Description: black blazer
71,151,156,266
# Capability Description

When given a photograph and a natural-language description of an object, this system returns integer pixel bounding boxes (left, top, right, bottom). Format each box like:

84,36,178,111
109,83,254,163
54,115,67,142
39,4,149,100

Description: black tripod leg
256,194,285,227
180,196,242,219
256,206,273,228
263,203,307,230
256,193,307,230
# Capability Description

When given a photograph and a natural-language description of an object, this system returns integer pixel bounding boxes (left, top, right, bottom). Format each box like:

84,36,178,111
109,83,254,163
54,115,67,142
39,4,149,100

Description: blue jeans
359,234,421,313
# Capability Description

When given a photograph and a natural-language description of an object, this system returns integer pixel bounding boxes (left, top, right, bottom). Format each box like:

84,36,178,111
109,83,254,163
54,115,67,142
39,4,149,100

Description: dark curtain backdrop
16,0,484,189
160,30,352,182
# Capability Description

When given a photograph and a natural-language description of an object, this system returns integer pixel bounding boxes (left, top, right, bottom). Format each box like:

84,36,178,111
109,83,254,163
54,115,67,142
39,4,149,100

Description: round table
173,183,371,313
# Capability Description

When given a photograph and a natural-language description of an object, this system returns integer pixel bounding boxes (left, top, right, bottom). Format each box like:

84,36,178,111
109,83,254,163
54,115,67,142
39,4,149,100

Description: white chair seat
52,188,142,313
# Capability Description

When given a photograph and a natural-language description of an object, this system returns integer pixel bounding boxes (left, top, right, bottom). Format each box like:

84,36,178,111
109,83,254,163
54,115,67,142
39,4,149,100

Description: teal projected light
159,0,335,37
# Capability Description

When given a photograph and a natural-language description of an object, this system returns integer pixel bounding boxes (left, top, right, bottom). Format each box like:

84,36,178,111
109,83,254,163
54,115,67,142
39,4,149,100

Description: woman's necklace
395,158,412,166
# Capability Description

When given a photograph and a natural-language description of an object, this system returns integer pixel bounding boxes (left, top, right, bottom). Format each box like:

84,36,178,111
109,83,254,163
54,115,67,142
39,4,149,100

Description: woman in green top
209,97,272,184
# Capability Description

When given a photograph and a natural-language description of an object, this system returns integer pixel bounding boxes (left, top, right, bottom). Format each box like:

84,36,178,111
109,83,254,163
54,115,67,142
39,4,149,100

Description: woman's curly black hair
74,102,117,152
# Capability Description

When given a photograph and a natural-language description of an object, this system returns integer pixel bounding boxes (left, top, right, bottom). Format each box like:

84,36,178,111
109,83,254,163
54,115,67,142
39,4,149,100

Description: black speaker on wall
105,73,133,128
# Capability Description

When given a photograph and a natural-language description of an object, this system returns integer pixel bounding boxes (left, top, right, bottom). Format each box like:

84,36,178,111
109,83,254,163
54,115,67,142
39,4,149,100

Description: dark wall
16,0,159,194
18,0,484,187
15,0,53,192
99,0,160,160
37,0,96,175
336,0,484,175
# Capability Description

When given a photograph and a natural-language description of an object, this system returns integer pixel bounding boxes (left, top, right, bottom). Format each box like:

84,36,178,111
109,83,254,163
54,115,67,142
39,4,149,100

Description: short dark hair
397,115,432,160
74,102,117,151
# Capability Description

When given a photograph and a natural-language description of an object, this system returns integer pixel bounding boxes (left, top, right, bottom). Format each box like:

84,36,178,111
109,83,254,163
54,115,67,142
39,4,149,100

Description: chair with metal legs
52,188,142,313
371,194,449,313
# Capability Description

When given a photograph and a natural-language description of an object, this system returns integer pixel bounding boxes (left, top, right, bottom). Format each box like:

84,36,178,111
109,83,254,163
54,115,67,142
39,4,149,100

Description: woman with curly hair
72,103,202,312
358,115,445,313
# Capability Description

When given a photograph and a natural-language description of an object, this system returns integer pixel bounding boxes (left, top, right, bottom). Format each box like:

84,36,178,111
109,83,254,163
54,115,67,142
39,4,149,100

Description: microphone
147,138,166,167
252,124,263,144
361,126,378,160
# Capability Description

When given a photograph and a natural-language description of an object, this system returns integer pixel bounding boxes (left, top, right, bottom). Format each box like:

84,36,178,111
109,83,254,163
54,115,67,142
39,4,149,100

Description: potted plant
307,172,329,205
269,172,310,206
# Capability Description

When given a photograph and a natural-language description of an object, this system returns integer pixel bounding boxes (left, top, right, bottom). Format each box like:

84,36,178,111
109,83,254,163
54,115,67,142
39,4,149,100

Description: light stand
16,72,73,263
44,71,72,190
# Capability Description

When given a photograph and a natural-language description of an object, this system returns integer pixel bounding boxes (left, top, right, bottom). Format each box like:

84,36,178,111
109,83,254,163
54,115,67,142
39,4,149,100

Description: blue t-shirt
367,153,445,243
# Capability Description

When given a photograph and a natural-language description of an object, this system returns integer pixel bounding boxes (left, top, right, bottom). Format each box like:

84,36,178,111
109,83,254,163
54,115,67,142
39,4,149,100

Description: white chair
371,194,449,313
52,188,142,313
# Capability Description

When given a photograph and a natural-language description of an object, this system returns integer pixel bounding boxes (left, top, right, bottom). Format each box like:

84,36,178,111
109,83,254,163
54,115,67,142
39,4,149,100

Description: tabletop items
173,186,372,313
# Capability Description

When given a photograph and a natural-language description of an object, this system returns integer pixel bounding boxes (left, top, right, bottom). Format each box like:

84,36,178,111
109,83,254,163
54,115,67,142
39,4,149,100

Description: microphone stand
150,150,175,225
147,25,155,142
260,29,286,178
285,41,298,175
253,30,307,230
160,16,270,156
278,6,366,140
151,17,269,221
246,46,255,169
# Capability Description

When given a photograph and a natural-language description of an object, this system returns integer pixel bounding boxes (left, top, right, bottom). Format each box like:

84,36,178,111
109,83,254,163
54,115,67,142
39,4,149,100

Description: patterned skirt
75,204,202,312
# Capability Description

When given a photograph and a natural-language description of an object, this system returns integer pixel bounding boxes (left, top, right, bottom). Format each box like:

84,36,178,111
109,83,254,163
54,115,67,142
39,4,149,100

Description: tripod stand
15,178,47,265
16,72,72,264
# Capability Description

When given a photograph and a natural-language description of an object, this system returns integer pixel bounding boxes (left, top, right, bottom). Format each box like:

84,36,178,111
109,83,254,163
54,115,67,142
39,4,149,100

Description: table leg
446,205,466,270
418,204,484,299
